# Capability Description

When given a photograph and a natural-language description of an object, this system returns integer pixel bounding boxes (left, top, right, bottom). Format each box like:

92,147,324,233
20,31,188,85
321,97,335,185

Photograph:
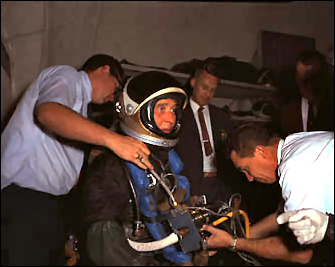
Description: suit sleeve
326,213,334,242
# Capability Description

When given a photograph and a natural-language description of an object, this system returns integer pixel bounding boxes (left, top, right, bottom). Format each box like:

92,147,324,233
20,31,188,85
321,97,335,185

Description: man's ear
101,65,110,74
190,77,196,88
254,145,267,159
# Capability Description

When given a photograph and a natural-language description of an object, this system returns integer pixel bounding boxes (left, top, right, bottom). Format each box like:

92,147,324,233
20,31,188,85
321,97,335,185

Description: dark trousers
1,184,66,266
192,176,232,204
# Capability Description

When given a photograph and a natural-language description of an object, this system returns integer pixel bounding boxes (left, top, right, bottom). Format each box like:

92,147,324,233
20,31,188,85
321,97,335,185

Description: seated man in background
202,122,334,266
81,71,201,266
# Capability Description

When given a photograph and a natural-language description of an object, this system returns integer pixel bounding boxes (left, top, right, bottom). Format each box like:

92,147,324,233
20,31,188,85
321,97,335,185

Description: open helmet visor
140,92,186,139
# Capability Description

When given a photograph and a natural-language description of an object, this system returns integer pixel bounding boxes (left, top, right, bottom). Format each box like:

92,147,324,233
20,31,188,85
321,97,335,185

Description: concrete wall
47,1,334,68
1,1,49,129
1,1,334,129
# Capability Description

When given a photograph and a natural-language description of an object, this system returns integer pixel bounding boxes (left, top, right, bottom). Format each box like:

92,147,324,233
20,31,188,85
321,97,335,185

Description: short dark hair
193,61,221,80
297,50,326,66
226,121,280,158
79,54,124,85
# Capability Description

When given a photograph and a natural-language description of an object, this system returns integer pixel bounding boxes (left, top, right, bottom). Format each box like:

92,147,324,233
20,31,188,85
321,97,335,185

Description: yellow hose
212,212,233,226
211,209,249,239
238,210,249,239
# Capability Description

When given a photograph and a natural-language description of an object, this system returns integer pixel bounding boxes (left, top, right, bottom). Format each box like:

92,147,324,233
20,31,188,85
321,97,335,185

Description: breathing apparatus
115,71,259,265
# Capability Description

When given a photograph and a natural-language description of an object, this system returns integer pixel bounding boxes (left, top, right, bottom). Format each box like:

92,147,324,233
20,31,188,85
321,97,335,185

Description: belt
204,172,217,177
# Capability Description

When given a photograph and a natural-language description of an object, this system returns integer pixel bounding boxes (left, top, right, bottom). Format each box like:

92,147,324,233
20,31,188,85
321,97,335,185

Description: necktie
198,106,213,156
307,102,315,131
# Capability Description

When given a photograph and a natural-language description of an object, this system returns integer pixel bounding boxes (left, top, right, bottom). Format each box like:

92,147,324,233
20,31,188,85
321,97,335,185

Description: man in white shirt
1,54,152,265
202,122,334,265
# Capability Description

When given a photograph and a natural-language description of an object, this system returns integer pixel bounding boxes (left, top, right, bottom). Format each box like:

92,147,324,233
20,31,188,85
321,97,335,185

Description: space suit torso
82,145,192,265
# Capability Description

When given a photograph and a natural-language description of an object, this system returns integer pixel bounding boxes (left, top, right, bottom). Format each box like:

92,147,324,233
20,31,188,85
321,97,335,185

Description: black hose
119,159,142,235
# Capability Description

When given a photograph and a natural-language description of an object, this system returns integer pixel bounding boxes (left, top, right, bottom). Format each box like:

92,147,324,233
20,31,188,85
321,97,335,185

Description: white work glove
277,208,329,245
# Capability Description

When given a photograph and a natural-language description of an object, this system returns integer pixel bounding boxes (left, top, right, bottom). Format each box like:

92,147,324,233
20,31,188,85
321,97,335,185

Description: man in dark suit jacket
276,50,334,137
280,97,334,137
175,62,235,204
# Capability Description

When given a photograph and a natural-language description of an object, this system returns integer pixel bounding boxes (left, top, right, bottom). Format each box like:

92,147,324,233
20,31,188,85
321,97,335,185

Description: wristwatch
230,237,238,252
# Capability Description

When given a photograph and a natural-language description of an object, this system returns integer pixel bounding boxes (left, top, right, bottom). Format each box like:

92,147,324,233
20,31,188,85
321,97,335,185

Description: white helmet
116,71,187,147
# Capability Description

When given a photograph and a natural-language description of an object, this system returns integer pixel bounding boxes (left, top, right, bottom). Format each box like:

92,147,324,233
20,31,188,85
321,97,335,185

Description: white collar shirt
1,65,92,195
277,131,334,213
189,98,216,173
301,97,317,131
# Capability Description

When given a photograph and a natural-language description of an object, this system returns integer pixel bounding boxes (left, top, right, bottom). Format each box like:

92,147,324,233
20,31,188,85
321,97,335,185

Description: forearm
35,101,153,170
249,211,280,239
235,236,313,264
35,102,119,148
